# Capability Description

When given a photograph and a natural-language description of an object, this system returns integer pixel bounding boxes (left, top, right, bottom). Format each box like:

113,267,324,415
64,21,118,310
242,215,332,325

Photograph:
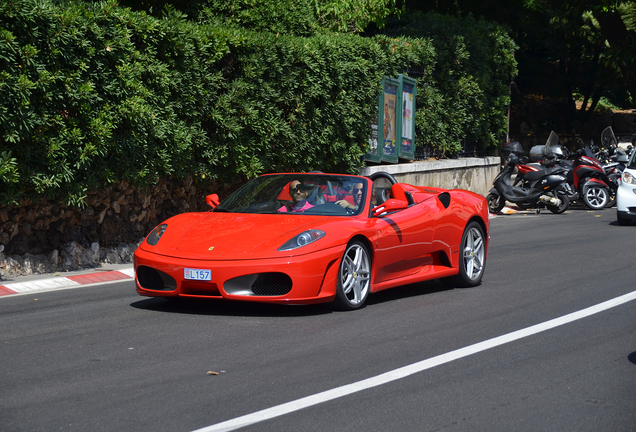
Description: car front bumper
134,245,344,304
616,180,636,215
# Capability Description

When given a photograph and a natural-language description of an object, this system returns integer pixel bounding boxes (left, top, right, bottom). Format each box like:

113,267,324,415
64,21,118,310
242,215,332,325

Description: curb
501,206,520,214
0,267,135,297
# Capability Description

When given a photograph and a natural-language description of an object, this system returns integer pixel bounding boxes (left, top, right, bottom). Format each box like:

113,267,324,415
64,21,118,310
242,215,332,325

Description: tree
115,0,403,35
405,0,635,128
591,2,636,106
313,0,403,32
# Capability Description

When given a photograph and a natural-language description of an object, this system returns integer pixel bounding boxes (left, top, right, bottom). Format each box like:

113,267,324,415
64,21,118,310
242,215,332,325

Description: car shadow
609,220,634,226
130,296,333,317
130,279,455,317
366,279,453,306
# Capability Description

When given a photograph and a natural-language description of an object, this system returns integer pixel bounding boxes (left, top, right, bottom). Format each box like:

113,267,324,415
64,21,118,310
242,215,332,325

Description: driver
336,182,364,211
278,180,314,213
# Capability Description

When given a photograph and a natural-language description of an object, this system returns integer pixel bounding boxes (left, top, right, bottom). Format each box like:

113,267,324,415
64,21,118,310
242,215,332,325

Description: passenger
336,182,364,211
278,180,314,213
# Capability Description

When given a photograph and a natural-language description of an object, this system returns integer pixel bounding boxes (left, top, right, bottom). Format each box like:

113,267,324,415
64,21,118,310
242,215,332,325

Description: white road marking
120,268,136,278
3,278,81,293
192,290,636,432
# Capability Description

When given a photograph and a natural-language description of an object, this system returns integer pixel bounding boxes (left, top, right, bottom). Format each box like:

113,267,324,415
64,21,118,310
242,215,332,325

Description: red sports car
134,172,489,310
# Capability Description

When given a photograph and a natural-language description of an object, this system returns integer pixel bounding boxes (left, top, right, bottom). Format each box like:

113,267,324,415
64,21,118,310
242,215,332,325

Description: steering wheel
366,171,398,185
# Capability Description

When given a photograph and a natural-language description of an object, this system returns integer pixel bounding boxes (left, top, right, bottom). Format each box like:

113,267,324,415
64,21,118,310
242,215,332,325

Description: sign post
397,74,416,161
380,77,399,164
365,76,417,164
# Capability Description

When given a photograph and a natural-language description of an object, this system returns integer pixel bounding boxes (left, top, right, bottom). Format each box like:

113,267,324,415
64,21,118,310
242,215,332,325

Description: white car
617,149,636,226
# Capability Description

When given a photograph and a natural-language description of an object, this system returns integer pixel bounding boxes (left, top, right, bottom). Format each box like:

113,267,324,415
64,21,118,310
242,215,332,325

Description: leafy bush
205,31,435,179
0,1,230,205
0,1,516,205
379,12,518,154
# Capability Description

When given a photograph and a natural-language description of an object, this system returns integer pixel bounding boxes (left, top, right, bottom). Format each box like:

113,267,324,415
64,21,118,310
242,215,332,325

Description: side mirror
205,193,220,209
372,199,408,217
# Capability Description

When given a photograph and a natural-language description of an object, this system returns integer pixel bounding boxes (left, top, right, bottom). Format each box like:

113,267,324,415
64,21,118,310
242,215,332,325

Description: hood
144,211,333,260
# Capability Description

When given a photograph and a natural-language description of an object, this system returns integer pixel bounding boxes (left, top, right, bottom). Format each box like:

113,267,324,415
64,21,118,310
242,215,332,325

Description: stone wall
0,177,222,280
360,157,500,197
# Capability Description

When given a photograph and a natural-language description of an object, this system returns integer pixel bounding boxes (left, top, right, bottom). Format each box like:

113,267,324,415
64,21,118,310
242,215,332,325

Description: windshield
601,126,617,148
628,150,636,170
216,174,369,216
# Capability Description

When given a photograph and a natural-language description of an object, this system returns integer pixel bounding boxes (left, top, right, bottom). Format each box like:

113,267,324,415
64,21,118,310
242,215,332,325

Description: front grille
181,281,221,296
251,273,293,296
137,266,177,291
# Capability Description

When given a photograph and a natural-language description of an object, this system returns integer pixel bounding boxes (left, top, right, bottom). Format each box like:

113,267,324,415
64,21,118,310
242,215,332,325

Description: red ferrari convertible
134,172,489,310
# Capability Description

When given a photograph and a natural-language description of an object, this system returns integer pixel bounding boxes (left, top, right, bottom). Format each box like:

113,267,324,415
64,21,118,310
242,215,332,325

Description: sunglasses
352,188,363,194
290,186,307,193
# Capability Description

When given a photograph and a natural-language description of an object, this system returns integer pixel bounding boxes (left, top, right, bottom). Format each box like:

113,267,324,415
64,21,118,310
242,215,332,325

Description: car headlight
278,230,325,251
146,224,168,246
623,171,636,185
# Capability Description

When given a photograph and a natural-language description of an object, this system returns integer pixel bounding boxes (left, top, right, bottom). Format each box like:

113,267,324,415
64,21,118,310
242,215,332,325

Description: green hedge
378,12,518,155
0,1,516,206
211,31,435,180
0,2,234,205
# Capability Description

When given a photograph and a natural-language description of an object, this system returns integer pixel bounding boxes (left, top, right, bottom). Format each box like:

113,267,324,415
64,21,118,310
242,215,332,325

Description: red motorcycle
513,132,614,210
568,146,615,209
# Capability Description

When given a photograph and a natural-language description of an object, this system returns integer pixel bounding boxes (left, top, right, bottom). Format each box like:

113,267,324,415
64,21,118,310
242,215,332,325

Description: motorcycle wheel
607,189,616,208
547,190,569,214
583,185,609,210
486,193,504,213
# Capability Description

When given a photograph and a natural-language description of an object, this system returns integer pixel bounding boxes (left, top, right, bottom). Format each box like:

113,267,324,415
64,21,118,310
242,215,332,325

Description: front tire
583,185,609,210
333,240,371,310
486,193,505,214
617,213,632,226
441,221,486,288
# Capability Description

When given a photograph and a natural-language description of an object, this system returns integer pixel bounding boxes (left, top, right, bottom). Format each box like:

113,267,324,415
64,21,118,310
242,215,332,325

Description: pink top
278,200,314,213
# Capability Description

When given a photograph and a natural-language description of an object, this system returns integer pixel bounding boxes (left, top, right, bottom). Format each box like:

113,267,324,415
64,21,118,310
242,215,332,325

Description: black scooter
487,150,569,214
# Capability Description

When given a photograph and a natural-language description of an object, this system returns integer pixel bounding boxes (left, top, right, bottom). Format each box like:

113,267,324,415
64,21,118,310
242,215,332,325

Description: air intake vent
137,266,177,291
251,273,292,296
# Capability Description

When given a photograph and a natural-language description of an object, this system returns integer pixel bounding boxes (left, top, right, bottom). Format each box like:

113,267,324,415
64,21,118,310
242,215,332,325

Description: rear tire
547,190,569,214
617,213,632,226
607,189,617,208
441,221,486,288
486,193,505,214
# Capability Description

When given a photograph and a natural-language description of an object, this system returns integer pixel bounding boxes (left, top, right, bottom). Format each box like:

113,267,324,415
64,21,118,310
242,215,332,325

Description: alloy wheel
463,226,485,281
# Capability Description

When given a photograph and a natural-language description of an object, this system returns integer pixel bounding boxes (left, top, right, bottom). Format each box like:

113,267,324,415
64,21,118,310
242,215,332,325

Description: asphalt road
1,208,635,432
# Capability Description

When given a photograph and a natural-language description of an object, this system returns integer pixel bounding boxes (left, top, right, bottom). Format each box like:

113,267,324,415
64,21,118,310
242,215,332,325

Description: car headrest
276,182,293,201
390,183,408,202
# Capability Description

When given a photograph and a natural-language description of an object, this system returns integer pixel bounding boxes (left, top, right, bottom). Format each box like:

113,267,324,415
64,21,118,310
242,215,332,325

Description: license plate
184,268,211,281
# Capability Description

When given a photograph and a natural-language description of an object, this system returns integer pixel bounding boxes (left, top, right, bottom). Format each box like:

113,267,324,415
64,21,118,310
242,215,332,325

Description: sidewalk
0,264,134,297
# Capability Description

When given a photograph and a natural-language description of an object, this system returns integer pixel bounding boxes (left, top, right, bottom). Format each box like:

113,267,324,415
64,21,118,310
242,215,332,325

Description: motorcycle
487,138,569,214
595,126,632,163
514,131,615,210
569,146,615,209
597,126,631,207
